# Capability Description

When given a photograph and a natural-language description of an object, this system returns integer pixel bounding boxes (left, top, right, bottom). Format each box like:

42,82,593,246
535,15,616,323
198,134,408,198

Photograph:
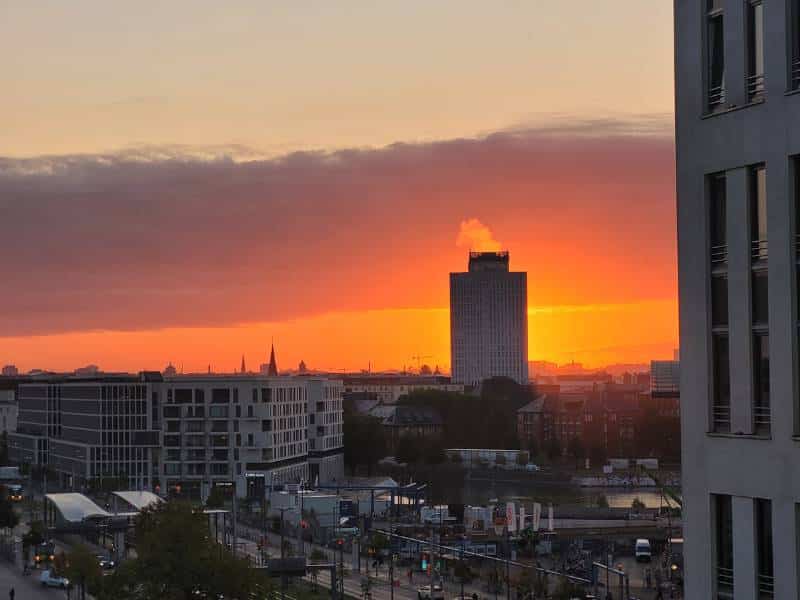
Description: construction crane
410,354,432,372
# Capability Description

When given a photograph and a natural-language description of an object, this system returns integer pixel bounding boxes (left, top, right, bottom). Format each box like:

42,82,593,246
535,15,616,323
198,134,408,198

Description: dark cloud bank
0,121,675,337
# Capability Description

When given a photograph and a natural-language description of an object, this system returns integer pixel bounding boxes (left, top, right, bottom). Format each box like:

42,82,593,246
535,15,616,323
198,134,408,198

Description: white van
635,538,652,562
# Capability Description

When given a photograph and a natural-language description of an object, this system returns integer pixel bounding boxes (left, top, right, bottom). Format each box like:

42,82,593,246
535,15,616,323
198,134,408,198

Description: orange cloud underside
5,301,677,374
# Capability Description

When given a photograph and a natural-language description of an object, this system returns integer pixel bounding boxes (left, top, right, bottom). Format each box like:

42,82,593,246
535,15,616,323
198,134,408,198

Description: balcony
712,404,731,433
746,73,764,102
711,244,728,266
708,85,725,111
753,405,771,435
751,239,768,261
717,566,734,599
758,573,774,597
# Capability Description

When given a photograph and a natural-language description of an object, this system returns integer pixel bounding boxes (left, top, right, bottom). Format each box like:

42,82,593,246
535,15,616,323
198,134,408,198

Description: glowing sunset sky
0,2,677,373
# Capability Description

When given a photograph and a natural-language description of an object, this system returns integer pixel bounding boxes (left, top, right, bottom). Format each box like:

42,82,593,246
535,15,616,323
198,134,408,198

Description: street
0,564,67,600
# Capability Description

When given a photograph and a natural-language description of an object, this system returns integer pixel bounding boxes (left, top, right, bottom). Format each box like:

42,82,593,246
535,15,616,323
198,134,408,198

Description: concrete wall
676,1,800,598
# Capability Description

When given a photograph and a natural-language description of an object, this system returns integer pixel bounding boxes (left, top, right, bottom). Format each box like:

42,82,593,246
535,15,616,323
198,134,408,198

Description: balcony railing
708,85,726,110
792,58,800,89
711,244,728,265
712,404,731,432
753,405,771,431
747,73,765,101
752,239,768,261
717,566,734,598
758,573,774,597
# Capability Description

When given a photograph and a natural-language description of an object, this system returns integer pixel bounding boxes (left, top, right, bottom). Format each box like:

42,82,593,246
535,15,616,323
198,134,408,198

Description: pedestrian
645,568,652,589
9,587,14,600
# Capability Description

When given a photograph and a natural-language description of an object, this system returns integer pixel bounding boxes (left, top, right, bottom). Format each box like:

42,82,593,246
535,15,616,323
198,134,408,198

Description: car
417,584,445,600
40,570,69,588
525,463,541,472
97,555,116,570
635,538,652,562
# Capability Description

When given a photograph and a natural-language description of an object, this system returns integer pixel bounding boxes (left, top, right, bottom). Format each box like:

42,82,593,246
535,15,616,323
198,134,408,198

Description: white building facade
676,1,800,598
449,251,528,386
159,375,345,499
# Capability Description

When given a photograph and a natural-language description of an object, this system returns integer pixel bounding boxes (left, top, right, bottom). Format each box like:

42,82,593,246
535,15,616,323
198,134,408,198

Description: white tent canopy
111,490,162,512
45,493,111,523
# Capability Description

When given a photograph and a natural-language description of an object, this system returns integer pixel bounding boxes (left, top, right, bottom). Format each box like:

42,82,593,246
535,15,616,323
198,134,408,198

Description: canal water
420,470,676,509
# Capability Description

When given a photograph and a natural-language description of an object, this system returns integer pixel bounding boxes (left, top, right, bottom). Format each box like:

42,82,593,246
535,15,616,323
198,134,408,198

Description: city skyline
0,2,678,375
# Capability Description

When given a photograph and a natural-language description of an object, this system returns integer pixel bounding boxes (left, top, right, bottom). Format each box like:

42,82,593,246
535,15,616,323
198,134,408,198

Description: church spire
268,343,278,376
241,354,246,374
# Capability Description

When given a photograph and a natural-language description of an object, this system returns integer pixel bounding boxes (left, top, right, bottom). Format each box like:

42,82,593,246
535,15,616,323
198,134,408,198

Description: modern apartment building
9,373,162,491
158,375,343,499
676,1,800,597
449,251,528,386
9,373,344,500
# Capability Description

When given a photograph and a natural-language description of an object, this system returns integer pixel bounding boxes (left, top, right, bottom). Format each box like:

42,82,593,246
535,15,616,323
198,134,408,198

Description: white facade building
159,375,344,499
650,360,680,396
676,2,800,597
449,251,528,386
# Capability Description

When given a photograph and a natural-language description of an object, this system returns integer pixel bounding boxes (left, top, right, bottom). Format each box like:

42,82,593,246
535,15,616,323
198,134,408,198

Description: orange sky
0,127,677,373
0,3,678,374
3,302,678,375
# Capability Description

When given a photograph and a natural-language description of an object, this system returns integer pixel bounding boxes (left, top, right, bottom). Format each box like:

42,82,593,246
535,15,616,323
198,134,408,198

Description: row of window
706,0,765,111
713,494,774,598
709,163,772,434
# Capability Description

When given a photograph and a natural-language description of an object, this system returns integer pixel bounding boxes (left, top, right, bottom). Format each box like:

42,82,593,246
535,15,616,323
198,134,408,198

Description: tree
0,486,19,529
495,453,507,466
516,451,529,466
631,497,646,511
64,544,102,600
205,486,227,509
343,411,388,475
422,440,446,465
22,520,44,561
395,436,420,465
546,437,561,461
117,500,265,599
597,494,609,509
567,437,585,469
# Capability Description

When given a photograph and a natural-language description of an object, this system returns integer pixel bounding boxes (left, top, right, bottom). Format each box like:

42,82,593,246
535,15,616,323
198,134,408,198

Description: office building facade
9,373,162,491
676,1,800,597
9,373,344,499
450,251,528,386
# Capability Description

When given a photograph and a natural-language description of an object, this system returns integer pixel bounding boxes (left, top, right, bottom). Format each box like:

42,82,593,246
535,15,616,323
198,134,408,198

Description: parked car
525,464,541,472
417,584,445,600
40,570,69,588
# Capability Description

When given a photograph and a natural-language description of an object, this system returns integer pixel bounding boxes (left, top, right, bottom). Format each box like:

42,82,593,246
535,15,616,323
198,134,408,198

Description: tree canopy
397,377,534,449
95,500,267,600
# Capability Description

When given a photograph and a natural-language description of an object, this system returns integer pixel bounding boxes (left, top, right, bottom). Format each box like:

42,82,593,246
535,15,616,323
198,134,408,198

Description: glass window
747,1,764,100
751,166,768,260
753,333,770,433
715,494,734,596
707,1,725,110
710,174,727,262
752,271,769,326
211,389,230,404
712,276,729,327
756,499,774,598
713,334,731,432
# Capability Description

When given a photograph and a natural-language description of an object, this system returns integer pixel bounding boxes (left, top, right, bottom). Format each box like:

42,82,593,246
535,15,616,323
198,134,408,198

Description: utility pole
505,527,510,600
231,483,238,559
